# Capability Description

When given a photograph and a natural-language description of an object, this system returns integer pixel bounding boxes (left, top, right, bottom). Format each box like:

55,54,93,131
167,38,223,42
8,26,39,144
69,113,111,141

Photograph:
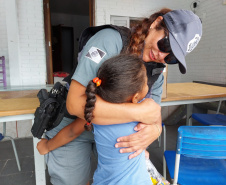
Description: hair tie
84,122,92,131
93,77,102,86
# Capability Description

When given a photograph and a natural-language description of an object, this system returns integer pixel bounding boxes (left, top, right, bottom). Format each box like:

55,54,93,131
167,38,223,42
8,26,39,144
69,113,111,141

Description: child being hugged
84,54,168,185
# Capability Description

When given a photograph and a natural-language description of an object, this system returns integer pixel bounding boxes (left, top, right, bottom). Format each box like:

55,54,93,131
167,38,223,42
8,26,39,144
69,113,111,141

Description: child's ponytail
84,77,102,131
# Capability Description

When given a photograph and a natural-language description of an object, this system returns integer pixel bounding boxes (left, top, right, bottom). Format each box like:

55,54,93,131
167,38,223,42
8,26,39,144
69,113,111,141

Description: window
110,16,143,29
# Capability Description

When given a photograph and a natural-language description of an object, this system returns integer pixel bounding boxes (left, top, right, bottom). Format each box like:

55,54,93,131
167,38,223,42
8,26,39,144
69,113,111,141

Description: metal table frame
0,114,46,185
161,97,226,126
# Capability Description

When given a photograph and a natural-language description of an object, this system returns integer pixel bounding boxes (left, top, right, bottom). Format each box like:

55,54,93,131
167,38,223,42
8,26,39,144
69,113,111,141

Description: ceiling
50,0,89,16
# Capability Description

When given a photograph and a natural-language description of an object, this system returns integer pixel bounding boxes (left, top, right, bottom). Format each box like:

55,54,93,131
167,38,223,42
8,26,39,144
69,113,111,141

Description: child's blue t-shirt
92,122,152,185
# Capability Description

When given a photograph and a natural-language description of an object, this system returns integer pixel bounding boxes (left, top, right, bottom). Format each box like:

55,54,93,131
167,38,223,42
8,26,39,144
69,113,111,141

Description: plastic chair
163,126,226,185
0,122,21,171
192,113,226,126
191,100,226,126
0,56,7,87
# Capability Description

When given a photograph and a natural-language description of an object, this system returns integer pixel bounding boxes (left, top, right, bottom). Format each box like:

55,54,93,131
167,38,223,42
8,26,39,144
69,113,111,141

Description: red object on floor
53,72,69,77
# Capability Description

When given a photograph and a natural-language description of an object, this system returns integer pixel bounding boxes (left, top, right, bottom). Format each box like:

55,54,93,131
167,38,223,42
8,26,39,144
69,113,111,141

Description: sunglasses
157,35,178,64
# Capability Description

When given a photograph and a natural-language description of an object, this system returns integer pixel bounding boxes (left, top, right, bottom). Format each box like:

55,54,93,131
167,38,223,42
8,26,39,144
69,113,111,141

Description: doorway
44,0,95,84
51,25,74,73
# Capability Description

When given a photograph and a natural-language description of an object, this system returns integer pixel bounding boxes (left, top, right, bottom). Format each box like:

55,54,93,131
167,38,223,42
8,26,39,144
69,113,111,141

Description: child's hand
37,138,50,155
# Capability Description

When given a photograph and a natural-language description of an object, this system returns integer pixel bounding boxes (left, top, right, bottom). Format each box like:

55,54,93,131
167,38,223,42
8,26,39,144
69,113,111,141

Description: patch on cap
186,34,201,53
85,47,106,64
163,9,202,74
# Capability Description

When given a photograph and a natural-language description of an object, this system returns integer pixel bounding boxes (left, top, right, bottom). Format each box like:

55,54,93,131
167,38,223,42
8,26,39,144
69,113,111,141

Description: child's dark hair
84,54,147,130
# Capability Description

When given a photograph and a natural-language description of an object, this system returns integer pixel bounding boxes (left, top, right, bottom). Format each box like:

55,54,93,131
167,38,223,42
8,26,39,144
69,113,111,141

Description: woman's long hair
84,54,146,129
126,8,172,56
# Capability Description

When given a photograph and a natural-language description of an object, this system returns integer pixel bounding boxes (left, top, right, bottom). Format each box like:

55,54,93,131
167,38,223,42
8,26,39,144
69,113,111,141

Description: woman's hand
136,98,161,125
115,120,162,159
37,138,50,155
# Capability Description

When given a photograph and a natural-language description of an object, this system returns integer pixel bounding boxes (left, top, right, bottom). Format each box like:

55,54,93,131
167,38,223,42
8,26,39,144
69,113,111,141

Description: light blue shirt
92,122,152,185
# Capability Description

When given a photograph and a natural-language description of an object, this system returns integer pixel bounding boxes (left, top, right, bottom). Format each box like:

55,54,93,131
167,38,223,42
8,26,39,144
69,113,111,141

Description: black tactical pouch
31,82,68,139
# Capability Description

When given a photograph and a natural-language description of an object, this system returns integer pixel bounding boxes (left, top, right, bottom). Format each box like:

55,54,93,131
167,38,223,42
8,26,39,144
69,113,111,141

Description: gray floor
0,119,196,185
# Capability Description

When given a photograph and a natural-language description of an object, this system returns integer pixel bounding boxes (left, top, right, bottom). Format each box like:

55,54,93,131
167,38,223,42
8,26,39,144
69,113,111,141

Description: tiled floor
0,119,193,185
0,137,51,185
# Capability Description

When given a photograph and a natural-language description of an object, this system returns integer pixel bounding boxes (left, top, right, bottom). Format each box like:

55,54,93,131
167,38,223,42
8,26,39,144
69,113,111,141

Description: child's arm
37,118,86,155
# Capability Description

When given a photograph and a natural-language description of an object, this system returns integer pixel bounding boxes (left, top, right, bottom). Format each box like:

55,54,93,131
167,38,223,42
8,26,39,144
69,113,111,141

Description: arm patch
85,46,106,64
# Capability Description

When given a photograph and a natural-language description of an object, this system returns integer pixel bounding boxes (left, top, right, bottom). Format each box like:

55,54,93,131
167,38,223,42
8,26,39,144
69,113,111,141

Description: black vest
64,24,165,89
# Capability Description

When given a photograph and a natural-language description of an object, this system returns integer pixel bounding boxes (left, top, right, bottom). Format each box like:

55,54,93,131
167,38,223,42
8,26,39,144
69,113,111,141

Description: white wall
17,0,46,85
0,0,9,86
0,0,46,87
95,0,190,25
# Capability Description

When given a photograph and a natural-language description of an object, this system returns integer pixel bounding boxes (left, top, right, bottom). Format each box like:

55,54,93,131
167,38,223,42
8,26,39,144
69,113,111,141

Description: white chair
0,122,21,171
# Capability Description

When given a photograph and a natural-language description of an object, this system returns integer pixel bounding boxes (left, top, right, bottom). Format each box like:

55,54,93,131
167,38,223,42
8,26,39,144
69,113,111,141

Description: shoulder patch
85,47,106,64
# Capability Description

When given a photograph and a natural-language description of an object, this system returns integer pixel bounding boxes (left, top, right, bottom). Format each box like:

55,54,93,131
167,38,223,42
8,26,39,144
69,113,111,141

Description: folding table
161,82,226,125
